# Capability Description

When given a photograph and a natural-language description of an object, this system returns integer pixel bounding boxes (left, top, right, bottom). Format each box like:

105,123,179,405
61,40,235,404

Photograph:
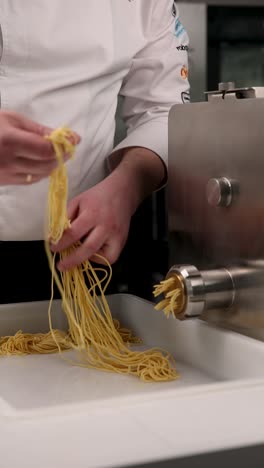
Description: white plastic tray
0,293,264,413
2,294,264,468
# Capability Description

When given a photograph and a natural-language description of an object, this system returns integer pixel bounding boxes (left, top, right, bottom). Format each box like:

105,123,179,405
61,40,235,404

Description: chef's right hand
0,110,78,185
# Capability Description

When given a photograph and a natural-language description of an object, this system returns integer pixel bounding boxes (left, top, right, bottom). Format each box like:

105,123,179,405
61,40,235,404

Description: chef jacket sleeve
108,0,190,177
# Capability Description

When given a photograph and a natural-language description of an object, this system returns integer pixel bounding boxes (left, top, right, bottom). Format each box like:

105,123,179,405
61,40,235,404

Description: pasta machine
167,83,264,336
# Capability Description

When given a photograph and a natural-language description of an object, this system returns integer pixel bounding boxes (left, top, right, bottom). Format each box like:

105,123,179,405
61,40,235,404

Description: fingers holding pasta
52,174,132,270
57,227,107,270
0,110,80,185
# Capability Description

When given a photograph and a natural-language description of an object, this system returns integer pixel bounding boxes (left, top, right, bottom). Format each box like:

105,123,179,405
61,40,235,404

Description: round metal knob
206,177,234,208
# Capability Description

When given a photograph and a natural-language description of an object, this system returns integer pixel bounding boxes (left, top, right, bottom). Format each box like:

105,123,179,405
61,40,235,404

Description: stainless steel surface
168,91,264,334
169,95,264,261
202,268,234,310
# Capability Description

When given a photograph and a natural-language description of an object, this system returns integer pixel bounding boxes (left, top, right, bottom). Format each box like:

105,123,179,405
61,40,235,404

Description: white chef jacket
0,0,189,240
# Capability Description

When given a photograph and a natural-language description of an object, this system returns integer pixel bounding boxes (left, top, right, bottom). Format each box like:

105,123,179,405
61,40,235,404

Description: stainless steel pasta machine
167,83,264,336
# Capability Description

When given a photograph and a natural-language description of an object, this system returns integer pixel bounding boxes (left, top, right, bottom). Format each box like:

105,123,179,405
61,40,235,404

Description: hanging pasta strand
46,127,178,381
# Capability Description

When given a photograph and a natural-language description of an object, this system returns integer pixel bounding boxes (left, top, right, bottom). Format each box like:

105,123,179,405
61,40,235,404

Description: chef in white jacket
0,0,189,300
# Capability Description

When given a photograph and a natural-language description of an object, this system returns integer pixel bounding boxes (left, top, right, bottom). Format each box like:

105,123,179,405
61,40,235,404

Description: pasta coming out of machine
154,263,264,322
155,83,264,336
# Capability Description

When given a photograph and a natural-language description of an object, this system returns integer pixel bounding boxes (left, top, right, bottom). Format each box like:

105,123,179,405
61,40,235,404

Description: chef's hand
52,172,133,270
52,147,166,270
0,110,80,185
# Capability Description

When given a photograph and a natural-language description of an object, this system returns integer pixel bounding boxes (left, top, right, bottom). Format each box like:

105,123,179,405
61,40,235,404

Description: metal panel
168,95,264,332
169,97,264,262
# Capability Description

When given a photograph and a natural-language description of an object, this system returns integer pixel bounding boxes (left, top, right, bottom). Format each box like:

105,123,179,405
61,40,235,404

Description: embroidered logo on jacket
176,45,189,52
181,65,189,80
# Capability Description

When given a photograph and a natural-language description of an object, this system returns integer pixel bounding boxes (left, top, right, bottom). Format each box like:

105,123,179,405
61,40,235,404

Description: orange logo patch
181,65,188,80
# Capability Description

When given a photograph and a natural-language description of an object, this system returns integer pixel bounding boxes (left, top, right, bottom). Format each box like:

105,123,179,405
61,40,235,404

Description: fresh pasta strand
0,127,178,383
153,276,184,318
